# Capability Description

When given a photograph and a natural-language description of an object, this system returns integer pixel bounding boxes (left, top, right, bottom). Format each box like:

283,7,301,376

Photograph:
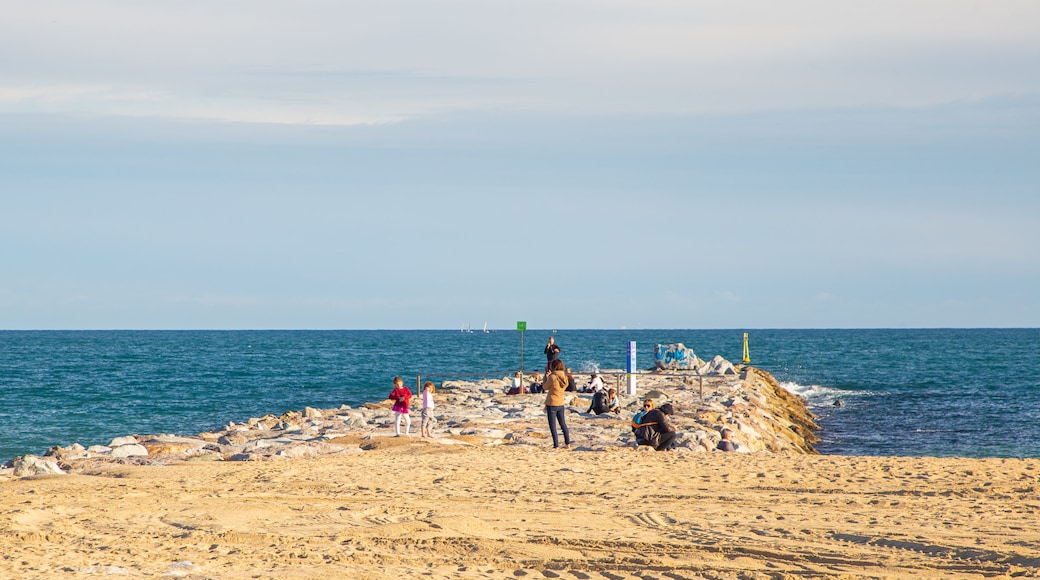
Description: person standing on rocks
388,376,412,437
543,359,572,449
420,381,437,438
544,336,561,372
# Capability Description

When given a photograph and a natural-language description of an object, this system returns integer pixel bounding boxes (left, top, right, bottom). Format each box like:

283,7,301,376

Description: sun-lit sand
3,443,1039,579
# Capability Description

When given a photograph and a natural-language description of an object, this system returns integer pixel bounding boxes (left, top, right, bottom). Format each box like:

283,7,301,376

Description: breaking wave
780,381,875,408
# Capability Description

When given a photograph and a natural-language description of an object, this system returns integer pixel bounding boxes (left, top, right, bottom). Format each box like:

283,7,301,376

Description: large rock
111,444,149,458
654,343,703,370
44,443,89,462
140,436,209,456
698,355,738,376
11,455,65,477
110,435,139,447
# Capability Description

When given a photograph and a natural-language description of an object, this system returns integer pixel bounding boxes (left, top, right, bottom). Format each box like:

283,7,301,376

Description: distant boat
461,324,473,333
483,322,489,333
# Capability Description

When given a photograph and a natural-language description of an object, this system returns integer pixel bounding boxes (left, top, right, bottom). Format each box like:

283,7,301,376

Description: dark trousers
654,431,677,451
546,406,571,448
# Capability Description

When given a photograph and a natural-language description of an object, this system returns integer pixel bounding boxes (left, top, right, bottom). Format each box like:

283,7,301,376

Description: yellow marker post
742,332,750,364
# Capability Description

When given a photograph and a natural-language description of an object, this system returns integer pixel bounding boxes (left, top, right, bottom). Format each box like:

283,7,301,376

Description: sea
2,328,1038,462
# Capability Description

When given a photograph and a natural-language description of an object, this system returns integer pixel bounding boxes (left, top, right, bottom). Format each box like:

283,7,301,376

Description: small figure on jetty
508,371,523,395
543,359,572,449
607,388,621,414
631,398,654,441
586,388,609,415
388,376,412,437
633,402,677,451
583,372,604,393
420,381,437,438
527,371,545,394
716,426,737,452
544,336,561,372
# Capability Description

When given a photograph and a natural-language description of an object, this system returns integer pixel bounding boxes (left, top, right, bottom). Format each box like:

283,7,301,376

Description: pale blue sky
2,1,1038,329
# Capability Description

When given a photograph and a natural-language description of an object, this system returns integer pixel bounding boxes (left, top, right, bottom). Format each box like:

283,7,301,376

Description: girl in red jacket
388,376,412,436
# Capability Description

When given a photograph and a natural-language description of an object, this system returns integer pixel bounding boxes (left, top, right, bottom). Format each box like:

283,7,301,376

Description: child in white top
421,381,437,438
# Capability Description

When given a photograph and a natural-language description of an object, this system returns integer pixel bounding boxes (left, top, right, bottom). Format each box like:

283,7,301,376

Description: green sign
516,321,527,332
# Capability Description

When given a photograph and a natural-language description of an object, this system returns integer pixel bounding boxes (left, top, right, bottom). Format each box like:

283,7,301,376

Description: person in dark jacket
634,402,677,451
586,389,608,415
716,426,738,452
544,336,561,372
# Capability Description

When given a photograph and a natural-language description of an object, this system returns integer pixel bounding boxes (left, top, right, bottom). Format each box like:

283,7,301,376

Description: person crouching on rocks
543,359,573,449
388,376,412,437
633,402,678,451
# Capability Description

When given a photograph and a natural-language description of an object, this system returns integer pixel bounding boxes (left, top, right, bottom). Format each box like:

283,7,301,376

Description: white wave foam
780,381,871,407
576,360,601,373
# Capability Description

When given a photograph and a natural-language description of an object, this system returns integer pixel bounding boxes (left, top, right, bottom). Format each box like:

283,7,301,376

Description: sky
2,1,1039,330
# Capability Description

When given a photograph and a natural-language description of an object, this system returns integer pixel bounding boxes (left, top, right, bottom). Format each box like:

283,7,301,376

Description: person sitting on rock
528,371,545,394
582,373,604,393
607,388,621,414
633,402,677,451
586,388,609,415
507,371,523,395
716,426,738,452
632,398,654,432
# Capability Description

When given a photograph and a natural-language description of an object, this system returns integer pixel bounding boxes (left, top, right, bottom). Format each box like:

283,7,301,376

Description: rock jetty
5,360,818,477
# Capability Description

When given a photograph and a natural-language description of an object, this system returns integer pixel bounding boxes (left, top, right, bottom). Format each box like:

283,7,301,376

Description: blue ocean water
2,329,1038,462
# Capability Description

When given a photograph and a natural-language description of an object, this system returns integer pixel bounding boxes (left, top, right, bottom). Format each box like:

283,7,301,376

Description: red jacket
389,386,412,413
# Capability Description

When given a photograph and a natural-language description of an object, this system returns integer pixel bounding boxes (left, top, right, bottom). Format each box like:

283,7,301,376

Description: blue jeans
546,406,571,448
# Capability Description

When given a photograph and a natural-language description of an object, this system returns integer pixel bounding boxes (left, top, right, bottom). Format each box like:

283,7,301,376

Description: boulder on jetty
6,454,65,477
654,343,702,370
16,360,818,477
654,343,739,376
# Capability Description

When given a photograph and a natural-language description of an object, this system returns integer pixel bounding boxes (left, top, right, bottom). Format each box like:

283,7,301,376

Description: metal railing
415,367,726,401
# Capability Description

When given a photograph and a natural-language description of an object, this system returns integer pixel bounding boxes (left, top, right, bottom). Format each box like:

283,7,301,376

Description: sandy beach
3,446,1040,579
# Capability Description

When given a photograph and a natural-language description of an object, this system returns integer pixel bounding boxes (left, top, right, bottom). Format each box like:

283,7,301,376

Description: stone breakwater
4,362,819,478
